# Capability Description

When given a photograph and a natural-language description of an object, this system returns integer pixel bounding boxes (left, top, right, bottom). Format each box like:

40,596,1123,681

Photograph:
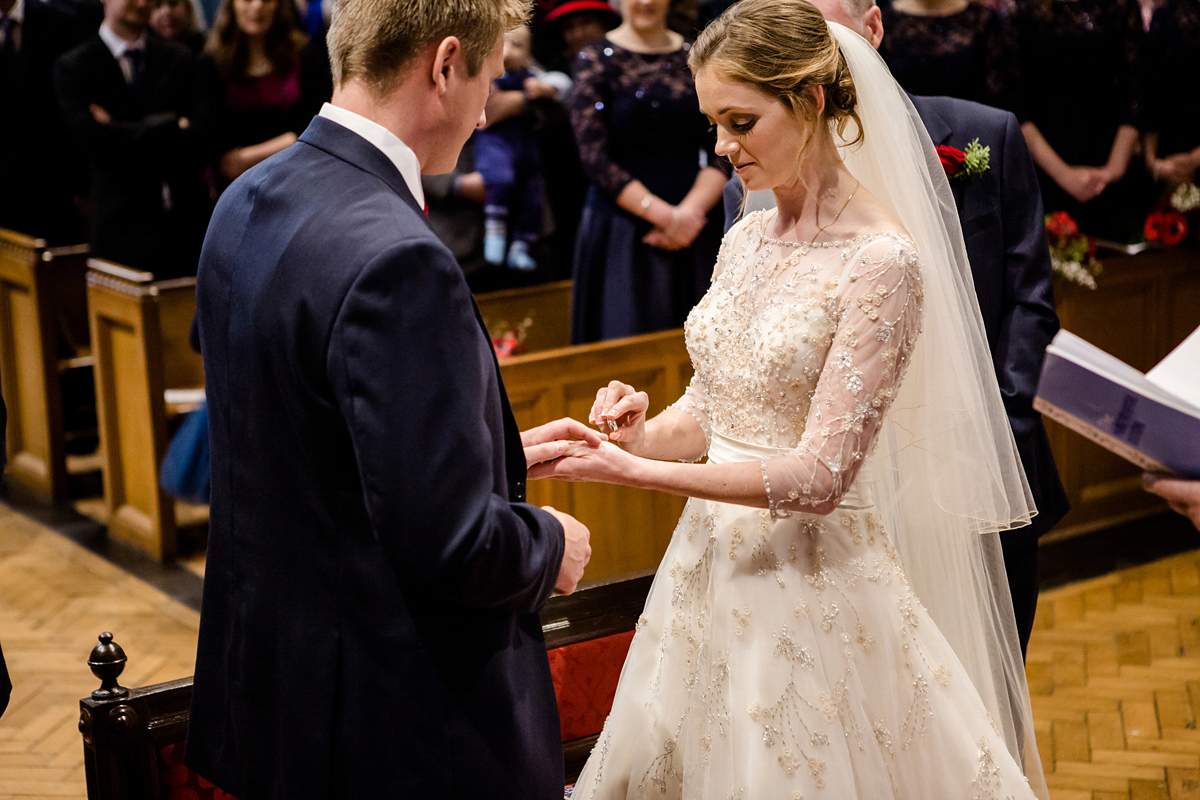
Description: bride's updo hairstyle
689,0,864,154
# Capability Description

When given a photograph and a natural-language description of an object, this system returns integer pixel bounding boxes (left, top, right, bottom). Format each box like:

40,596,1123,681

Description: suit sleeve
995,111,1060,443
327,237,564,614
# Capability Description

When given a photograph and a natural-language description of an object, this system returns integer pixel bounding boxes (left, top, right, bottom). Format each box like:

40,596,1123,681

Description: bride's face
695,68,814,192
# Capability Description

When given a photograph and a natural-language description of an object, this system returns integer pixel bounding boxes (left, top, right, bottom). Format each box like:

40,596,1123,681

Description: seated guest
422,137,488,288
0,0,91,242
879,0,1019,113
200,0,312,192
1013,0,1151,241
54,0,211,278
150,0,205,54
1143,0,1200,186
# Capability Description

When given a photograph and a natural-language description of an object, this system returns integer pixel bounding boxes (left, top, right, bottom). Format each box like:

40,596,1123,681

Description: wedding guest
55,0,211,277
536,0,619,73
475,24,566,271
568,0,726,343
422,137,488,285
1013,0,1150,240
1142,0,1200,186
1145,474,1200,531
0,0,91,242
200,0,313,192
879,0,1019,113
150,0,205,53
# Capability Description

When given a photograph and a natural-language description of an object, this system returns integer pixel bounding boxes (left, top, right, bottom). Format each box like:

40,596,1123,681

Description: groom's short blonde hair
327,0,530,95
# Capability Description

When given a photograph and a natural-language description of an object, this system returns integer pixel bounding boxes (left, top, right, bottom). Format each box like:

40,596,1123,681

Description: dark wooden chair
79,571,653,798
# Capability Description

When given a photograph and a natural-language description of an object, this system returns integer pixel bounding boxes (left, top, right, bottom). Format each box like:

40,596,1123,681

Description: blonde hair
689,0,864,161
327,0,530,95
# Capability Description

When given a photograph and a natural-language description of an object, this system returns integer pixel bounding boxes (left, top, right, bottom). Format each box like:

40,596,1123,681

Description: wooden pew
475,279,572,353
501,329,692,582
87,260,205,561
0,228,91,501
1045,246,1200,541
78,572,654,798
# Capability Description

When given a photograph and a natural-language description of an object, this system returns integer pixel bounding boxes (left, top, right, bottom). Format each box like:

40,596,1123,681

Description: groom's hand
522,417,606,470
544,506,591,595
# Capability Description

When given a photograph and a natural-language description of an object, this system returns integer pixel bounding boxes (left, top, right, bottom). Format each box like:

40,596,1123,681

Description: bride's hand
540,440,639,485
589,381,649,453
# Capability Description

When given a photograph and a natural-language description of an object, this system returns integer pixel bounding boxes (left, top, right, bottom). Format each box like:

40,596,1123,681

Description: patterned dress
570,211,1039,799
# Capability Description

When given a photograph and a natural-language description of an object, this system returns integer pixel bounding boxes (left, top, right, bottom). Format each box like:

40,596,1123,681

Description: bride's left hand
528,441,640,485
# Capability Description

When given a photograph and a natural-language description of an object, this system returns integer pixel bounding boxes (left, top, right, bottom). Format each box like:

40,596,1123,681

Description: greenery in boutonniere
936,139,990,180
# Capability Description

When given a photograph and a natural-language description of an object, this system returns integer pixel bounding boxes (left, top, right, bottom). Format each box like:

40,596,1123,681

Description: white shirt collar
318,103,425,209
98,22,147,61
4,0,24,24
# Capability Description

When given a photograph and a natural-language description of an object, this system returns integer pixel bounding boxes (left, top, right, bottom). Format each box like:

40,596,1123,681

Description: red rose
1144,211,1165,242
935,145,966,177
1161,212,1188,246
1046,211,1079,237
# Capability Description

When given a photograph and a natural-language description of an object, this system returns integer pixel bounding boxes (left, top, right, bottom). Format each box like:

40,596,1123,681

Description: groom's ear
430,36,462,95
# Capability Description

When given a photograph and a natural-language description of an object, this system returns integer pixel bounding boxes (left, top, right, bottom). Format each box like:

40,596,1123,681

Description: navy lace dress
568,38,723,343
1145,0,1200,163
879,2,1020,114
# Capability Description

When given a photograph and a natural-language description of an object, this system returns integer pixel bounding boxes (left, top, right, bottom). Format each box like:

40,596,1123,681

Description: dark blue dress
568,38,723,343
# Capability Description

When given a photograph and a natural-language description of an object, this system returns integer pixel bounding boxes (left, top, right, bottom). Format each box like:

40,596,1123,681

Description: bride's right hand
589,381,649,454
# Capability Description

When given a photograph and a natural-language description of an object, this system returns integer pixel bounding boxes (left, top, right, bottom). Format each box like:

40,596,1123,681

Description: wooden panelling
476,279,572,353
501,329,691,582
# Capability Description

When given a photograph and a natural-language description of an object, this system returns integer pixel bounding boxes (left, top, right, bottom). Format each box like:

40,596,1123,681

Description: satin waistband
707,430,875,509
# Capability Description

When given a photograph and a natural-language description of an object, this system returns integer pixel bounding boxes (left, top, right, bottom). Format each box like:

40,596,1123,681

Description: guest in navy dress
1013,0,1149,240
568,0,726,344
1143,0,1200,186
200,0,316,193
879,0,1020,114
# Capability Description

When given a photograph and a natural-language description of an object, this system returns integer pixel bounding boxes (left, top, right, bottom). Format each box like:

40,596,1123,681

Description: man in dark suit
185,0,597,798
54,0,209,277
724,0,1069,656
0,0,91,241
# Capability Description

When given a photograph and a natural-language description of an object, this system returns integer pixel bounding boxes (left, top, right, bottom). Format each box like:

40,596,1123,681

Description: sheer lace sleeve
568,45,634,198
761,237,924,518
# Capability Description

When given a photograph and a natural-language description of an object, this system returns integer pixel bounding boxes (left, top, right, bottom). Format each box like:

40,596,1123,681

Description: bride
540,1,1048,797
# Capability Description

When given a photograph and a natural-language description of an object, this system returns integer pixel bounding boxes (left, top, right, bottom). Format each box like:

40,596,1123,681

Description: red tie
423,201,429,217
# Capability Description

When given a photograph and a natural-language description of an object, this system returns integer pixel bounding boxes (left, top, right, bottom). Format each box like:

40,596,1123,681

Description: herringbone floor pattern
1029,549,1200,800
0,503,199,798
0,498,1196,798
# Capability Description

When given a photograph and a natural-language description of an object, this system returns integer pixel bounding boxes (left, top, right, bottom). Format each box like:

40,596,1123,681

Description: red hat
543,0,622,25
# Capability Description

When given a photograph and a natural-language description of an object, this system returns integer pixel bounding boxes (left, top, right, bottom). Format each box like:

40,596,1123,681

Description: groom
724,0,1069,656
186,1,597,797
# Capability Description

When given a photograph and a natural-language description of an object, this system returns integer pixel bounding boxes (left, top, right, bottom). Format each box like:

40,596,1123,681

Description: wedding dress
568,212,1039,800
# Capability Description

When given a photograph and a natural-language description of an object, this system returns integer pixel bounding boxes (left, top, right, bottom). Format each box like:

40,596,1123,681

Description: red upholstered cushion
158,742,239,800
547,631,635,742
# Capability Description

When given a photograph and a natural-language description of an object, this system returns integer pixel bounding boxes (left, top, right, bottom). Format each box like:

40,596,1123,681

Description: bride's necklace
762,180,861,256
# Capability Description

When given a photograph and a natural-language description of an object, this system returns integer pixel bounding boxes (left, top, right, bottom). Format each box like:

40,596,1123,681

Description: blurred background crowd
1,0,1197,342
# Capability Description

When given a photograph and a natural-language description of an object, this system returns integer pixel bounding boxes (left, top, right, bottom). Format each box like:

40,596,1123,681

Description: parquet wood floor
0,503,199,799
0,498,1195,799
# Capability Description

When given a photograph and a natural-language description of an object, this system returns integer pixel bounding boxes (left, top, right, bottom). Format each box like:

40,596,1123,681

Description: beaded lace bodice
673,210,924,515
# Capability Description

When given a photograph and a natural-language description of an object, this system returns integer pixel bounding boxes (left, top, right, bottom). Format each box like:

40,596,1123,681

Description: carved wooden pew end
79,572,653,797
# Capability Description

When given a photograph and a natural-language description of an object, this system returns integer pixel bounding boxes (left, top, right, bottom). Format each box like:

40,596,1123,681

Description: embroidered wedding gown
569,210,1039,800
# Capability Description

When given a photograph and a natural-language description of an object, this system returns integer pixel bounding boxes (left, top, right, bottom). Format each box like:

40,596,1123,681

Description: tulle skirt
570,431,1038,799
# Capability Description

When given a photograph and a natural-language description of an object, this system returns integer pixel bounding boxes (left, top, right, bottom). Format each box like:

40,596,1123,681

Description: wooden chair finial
88,632,129,700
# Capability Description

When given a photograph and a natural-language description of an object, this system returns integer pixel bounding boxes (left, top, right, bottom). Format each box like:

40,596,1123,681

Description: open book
1034,327,1200,478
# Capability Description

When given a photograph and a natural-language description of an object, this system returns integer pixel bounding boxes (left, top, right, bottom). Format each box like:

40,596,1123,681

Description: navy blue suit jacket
724,95,1068,540
187,115,567,800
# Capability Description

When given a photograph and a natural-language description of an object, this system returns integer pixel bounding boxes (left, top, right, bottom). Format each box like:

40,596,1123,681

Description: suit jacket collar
298,115,425,219
909,93,953,145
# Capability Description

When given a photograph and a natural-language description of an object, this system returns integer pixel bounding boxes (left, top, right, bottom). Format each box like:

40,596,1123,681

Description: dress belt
706,430,875,509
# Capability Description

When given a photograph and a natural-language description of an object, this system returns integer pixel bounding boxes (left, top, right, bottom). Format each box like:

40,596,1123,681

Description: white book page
1146,325,1200,410
1048,330,1200,419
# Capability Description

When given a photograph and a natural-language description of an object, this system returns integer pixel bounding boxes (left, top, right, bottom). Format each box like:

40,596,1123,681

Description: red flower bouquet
1046,211,1101,289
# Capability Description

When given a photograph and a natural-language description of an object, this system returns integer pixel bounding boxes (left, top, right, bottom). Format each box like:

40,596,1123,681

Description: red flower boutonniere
936,138,991,181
